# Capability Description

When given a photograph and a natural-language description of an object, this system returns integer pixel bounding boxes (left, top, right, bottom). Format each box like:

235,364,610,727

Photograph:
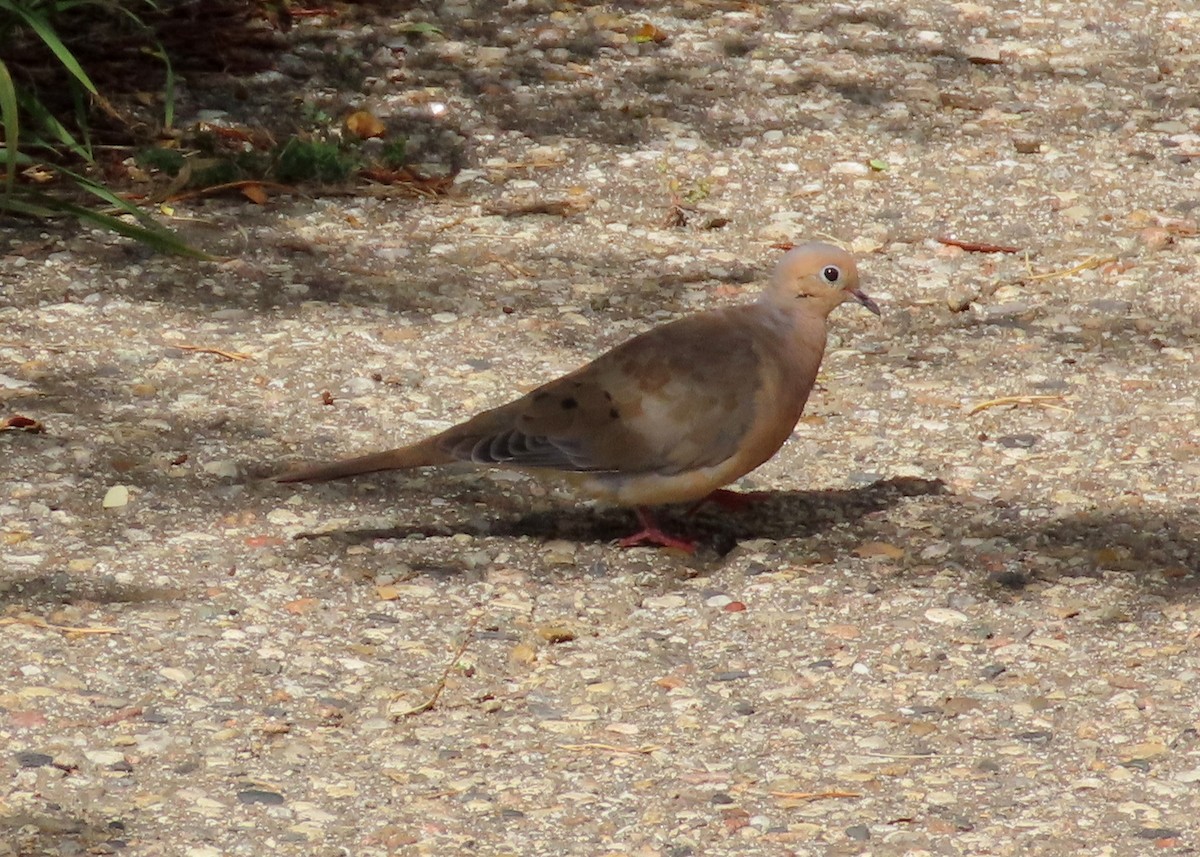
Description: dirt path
2,3,1199,855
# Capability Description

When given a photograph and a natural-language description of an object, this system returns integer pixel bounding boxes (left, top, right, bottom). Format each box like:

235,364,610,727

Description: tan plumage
277,242,880,550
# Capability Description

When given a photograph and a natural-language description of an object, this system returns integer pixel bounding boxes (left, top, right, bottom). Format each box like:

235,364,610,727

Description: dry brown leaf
345,110,386,139
634,21,668,43
241,183,269,205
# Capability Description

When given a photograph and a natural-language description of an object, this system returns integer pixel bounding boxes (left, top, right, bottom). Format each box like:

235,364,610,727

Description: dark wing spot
609,408,620,420
603,390,612,401
561,397,578,410
533,391,550,402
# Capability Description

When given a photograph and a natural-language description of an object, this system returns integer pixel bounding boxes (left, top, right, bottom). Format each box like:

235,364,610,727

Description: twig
482,253,535,277
0,342,67,352
163,180,299,204
557,743,662,755
394,611,483,717
967,394,1071,416
1026,254,1119,281
936,236,1020,254
164,342,251,361
0,616,121,635
769,790,862,801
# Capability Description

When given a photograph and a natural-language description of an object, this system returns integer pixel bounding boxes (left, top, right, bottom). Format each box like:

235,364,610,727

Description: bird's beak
850,288,881,316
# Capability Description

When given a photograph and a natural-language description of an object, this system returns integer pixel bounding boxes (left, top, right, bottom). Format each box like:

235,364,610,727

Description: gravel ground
3,2,1200,855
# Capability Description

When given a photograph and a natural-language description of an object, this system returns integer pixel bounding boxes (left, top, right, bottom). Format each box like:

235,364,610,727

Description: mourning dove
278,242,880,551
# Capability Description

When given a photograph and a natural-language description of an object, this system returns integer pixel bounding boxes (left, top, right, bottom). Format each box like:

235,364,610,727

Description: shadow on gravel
0,811,122,857
0,573,181,607
292,476,949,557
894,498,1200,604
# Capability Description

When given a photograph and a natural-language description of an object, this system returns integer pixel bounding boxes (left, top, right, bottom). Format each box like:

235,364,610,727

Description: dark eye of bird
822,265,841,283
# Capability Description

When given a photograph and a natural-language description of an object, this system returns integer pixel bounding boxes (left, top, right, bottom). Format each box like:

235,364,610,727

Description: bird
277,241,880,551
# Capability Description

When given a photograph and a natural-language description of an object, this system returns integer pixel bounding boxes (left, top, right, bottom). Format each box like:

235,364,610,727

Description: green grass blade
0,193,56,218
0,59,18,195
19,93,92,161
146,44,175,130
55,198,211,258
11,6,99,94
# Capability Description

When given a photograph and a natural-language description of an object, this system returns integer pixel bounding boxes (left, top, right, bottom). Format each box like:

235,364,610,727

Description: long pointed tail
275,440,452,483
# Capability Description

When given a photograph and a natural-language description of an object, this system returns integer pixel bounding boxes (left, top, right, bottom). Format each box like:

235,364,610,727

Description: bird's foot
618,527,696,553
688,488,772,516
618,508,696,553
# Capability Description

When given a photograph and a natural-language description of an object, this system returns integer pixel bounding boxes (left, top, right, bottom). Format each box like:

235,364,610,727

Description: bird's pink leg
687,488,772,516
618,507,696,553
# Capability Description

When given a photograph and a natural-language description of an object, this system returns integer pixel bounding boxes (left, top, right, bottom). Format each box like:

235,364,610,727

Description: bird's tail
275,439,453,483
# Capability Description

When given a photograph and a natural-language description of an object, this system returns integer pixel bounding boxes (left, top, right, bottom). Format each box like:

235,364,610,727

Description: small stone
1118,741,1168,762
202,460,239,478
1060,204,1092,222
267,508,302,525
159,667,194,684
84,749,125,766
475,46,510,65
713,670,751,682
102,485,129,508
830,161,871,176
1012,134,1042,154
237,788,285,806
846,824,871,841
998,434,1039,449
925,608,968,625
1136,827,1183,840
16,752,54,768
966,44,1002,64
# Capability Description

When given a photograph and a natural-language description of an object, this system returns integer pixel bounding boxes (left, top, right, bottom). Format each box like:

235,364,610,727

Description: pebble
102,485,130,508
924,608,968,625
237,788,286,806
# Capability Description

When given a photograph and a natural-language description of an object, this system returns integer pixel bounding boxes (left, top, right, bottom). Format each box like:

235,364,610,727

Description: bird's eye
821,265,841,284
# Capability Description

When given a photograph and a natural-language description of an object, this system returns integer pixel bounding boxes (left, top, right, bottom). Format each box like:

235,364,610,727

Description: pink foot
617,508,696,553
688,488,773,516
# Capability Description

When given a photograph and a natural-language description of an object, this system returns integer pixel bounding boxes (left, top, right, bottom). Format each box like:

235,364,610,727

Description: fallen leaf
537,625,576,644
633,22,668,43
509,642,537,665
346,110,386,139
241,183,269,204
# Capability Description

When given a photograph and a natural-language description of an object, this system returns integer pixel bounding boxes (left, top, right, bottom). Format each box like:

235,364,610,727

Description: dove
277,241,880,551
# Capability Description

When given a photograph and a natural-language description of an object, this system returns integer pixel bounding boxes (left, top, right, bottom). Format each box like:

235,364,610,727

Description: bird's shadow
294,476,948,556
